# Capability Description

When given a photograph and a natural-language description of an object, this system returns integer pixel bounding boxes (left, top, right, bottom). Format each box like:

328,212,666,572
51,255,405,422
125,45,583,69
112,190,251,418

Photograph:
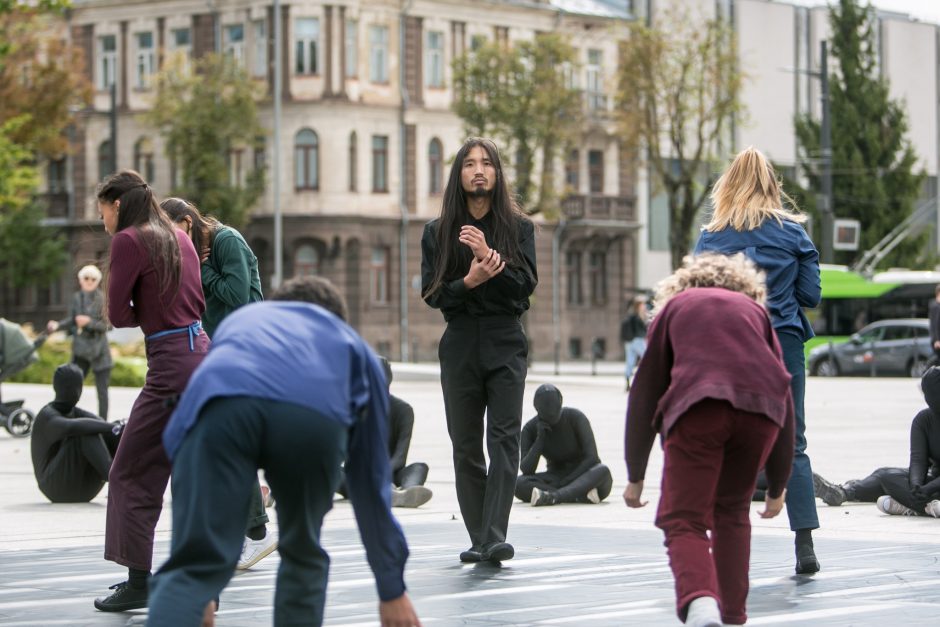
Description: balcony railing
560,194,635,222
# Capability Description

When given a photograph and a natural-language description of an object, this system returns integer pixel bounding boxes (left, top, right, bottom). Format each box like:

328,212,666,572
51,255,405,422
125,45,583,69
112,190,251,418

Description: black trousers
439,315,528,549
845,466,935,514
148,396,347,627
38,431,119,503
73,357,111,420
515,463,613,503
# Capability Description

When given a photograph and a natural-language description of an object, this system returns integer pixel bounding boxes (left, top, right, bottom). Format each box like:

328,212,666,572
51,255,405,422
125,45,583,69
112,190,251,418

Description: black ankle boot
794,530,820,575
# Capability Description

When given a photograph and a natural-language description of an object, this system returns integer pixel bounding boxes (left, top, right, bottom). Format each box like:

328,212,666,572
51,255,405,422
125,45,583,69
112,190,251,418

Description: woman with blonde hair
625,253,794,627
694,146,822,575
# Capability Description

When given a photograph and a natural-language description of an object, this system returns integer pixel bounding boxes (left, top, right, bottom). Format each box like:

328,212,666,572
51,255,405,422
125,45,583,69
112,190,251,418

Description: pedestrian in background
625,253,794,627
620,296,648,391
92,170,209,613
694,146,822,575
421,137,537,564
47,265,112,419
160,197,274,570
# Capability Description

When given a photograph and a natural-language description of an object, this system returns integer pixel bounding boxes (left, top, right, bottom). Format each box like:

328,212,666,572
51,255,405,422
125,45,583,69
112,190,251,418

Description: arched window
294,243,320,276
294,128,319,190
133,137,155,183
428,137,442,194
98,140,114,181
348,131,358,192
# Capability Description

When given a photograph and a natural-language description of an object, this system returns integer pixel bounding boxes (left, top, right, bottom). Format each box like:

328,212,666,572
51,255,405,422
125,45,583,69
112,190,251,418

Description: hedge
8,339,146,387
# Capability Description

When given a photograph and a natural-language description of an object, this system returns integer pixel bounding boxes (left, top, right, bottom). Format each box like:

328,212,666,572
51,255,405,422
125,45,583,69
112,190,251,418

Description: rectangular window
253,138,266,172
295,18,319,75
252,19,267,78
470,34,486,51
135,32,155,90
171,28,191,71
565,149,579,191
589,251,607,305
47,158,67,194
369,25,389,83
228,148,245,187
586,48,605,111
588,150,604,194
224,24,245,67
345,19,358,77
426,30,444,87
566,250,583,305
372,135,389,192
97,35,117,90
370,246,390,304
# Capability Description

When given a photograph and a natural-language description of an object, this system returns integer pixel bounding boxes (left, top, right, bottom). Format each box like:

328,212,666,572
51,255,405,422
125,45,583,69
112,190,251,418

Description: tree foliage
146,53,265,228
452,33,582,217
794,0,925,269
0,117,67,289
616,9,743,270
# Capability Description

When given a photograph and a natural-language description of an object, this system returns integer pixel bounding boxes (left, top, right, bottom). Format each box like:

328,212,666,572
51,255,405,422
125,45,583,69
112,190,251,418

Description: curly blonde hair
651,253,767,318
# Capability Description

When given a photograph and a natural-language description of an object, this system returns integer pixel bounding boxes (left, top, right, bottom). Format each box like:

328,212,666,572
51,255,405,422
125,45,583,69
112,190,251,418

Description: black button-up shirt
420,212,538,321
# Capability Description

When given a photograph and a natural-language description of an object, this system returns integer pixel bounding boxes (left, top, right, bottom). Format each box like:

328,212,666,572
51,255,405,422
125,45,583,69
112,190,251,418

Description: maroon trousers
104,331,208,571
655,399,781,625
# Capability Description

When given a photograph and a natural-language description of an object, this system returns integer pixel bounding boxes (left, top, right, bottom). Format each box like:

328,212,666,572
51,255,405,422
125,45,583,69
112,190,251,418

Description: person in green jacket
160,198,274,570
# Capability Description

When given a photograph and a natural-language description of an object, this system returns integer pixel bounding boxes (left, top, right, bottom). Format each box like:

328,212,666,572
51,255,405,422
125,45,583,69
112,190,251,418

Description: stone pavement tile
2,521,940,626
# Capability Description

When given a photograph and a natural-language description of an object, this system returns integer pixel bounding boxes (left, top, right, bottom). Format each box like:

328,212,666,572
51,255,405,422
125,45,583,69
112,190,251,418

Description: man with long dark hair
421,137,537,564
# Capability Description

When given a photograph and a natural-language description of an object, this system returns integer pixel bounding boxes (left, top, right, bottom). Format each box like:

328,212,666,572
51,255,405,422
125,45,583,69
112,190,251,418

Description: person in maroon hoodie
624,253,795,627
91,170,210,613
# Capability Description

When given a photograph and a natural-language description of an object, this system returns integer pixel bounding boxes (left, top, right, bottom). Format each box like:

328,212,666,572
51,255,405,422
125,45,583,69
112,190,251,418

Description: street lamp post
272,0,283,288
818,40,834,264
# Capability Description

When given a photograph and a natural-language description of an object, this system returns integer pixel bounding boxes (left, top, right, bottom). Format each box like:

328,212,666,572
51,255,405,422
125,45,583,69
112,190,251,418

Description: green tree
146,53,265,227
452,33,582,217
794,0,925,268
616,9,743,270
0,117,67,290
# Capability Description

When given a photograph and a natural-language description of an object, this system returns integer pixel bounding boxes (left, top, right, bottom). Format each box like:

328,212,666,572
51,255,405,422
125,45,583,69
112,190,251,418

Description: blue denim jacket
693,218,821,342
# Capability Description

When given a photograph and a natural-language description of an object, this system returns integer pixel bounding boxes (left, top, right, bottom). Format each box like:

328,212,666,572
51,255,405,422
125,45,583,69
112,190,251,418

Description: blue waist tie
145,321,202,352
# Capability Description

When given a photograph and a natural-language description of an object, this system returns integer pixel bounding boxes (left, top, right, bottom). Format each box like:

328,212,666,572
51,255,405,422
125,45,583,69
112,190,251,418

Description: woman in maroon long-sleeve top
624,253,795,627
91,170,209,613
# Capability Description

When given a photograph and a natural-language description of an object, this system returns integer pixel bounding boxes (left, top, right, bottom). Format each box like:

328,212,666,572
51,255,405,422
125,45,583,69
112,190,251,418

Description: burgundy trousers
655,399,781,625
104,331,208,571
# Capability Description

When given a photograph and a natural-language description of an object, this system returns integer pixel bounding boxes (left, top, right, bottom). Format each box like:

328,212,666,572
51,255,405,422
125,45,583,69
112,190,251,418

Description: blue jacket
693,218,821,342
163,301,408,601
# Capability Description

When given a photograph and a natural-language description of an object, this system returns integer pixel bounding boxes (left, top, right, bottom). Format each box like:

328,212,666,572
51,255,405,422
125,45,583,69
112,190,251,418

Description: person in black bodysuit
336,357,432,508
515,384,613,506
811,366,940,518
31,363,122,503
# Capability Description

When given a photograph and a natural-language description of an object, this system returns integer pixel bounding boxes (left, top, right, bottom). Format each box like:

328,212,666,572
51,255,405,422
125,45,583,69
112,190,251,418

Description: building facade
16,0,638,363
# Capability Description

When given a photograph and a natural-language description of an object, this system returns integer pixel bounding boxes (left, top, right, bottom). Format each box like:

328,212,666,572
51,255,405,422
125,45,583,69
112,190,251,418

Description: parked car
808,319,932,378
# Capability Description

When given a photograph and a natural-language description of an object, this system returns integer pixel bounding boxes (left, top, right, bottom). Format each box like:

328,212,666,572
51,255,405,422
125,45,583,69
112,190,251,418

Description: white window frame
252,19,267,78
369,25,389,83
135,32,155,90
295,17,319,75
224,24,245,67
425,30,444,88
345,19,358,78
586,48,605,111
170,28,191,72
97,35,117,91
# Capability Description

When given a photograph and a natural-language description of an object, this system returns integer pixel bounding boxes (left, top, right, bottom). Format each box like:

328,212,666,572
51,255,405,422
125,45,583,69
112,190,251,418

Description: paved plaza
1,367,939,626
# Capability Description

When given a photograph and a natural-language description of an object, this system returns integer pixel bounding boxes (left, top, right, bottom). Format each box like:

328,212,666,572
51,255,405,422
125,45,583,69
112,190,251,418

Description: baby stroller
0,318,47,437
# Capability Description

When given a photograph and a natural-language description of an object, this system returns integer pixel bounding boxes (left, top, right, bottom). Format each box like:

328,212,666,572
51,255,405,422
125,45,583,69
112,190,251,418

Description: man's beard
468,184,492,199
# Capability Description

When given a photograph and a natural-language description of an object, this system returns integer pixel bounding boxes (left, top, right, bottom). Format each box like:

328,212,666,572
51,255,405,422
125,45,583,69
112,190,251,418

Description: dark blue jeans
777,331,819,531
148,396,348,627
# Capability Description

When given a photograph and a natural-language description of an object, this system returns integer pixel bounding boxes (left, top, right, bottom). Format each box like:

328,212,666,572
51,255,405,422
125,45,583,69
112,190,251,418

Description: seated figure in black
337,357,432,508
516,384,613,506
811,366,940,518
31,363,122,503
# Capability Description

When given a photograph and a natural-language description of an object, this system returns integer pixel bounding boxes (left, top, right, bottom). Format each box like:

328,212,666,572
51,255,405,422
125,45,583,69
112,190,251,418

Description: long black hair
423,137,531,299
97,169,181,298
160,197,221,261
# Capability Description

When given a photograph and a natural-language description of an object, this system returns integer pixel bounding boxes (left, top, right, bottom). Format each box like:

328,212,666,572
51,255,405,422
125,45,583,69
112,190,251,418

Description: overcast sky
788,0,940,25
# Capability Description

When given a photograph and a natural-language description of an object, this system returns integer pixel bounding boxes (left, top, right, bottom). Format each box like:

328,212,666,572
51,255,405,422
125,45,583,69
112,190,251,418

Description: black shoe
812,473,847,506
795,544,820,575
459,547,483,563
481,542,514,563
94,581,148,612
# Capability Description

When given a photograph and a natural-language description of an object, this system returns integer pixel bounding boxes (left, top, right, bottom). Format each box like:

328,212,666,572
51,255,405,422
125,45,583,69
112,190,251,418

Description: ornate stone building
19,0,639,362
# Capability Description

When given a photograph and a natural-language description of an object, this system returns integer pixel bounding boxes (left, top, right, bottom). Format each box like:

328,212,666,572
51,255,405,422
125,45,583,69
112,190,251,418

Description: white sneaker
876,495,917,516
686,595,722,627
585,488,601,504
237,532,278,570
925,499,940,518
391,485,433,508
